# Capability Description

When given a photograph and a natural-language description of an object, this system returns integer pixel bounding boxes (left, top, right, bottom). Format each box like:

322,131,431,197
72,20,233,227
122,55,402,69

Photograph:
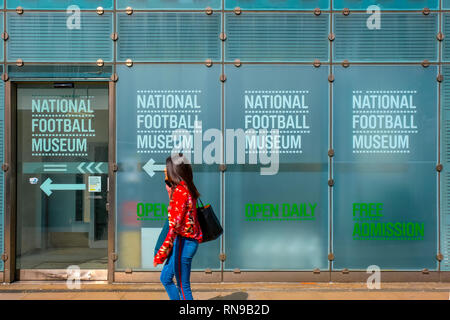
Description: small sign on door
88,176,101,192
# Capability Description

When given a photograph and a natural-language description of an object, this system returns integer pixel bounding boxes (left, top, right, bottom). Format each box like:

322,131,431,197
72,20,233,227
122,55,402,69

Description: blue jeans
160,235,199,300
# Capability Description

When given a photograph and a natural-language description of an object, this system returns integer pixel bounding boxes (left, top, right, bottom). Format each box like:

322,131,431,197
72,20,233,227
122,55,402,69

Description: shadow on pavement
209,292,249,300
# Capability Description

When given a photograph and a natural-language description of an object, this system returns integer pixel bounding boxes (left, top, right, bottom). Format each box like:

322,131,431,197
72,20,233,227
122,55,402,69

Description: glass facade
0,0,449,279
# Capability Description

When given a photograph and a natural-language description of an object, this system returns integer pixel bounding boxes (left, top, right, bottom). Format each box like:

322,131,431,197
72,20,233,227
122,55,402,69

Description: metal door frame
3,79,115,282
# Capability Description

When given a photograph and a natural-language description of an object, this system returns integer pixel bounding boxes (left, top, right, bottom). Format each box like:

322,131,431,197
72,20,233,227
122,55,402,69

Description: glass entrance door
15,82,109,278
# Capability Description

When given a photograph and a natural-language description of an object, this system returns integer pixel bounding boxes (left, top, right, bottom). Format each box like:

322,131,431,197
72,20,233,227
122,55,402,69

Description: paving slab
0,293,28,300
71,292,124,300
21,292,78,300
0,282,449,300
246,291,450,300
120,292,169,300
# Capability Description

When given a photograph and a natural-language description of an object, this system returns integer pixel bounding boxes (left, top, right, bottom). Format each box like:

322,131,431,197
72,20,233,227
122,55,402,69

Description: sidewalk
0,282,449,300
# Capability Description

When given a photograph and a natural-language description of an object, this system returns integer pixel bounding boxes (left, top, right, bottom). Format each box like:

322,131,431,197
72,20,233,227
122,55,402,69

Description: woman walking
154,153,203,300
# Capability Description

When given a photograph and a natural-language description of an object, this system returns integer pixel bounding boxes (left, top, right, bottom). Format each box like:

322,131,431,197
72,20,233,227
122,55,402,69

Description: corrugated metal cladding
225,13,329,62
117,12,221,62
442,65,450,271
0,0,450,275
7,12,113,62
443,14,450,61
334,13,438,62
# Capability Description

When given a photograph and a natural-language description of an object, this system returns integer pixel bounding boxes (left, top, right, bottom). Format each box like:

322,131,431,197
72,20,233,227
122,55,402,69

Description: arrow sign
95,163,103,173
77,162,85,174
23,162,107,174
77,162,106,174
86,162,94,173
40,178,86,196
143,159,165,177
43,164,67,172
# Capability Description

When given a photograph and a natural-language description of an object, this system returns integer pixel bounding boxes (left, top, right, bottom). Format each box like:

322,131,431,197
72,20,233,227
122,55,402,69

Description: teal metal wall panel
225,0,330,10
334,13,438,62
117,0,221,10
333,0,438,10
225,13,329,62
443,14,450,62
117,12,221,62
441,66,450,271
7,0,113,9
7,12,113,62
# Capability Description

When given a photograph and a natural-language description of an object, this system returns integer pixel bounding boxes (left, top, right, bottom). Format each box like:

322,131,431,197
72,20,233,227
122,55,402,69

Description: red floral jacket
154,180,203,265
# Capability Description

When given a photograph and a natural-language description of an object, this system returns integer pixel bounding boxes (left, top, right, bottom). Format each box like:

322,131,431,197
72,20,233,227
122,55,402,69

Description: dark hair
166,153,200,199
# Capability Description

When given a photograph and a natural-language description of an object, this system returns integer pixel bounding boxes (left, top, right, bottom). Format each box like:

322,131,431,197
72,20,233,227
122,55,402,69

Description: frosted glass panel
333,65,438,270
115,64,221,270
224,65,329,270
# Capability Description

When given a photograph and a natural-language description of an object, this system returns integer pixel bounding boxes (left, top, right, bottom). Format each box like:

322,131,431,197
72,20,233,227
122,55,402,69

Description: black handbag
196,198,223,243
